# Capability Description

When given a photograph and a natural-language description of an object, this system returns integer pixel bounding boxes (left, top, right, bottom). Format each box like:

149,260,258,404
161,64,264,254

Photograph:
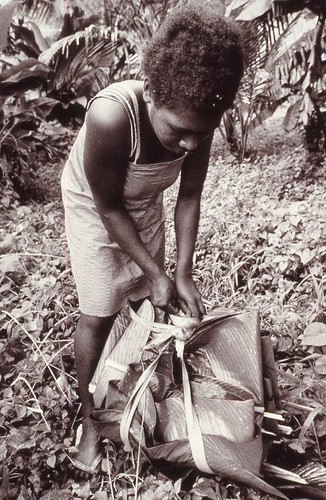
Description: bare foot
71,420,102,481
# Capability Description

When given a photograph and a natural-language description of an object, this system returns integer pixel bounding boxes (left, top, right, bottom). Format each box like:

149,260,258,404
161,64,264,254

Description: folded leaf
145,436,286,498
91,300,154,406
190,312,264,404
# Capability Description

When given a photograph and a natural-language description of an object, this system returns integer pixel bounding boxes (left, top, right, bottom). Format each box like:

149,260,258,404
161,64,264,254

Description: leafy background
1,104,325,499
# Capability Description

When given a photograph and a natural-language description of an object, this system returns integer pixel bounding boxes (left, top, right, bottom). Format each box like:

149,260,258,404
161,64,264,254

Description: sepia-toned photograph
0,0,325,498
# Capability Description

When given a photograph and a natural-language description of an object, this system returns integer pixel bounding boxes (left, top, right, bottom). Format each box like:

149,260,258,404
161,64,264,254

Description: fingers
178,297,205,320
197,298,206,318
150,274,206,319
166,302,179,315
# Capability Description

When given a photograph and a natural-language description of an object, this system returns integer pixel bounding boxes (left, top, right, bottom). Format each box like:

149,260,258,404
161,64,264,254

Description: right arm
83,98,176,309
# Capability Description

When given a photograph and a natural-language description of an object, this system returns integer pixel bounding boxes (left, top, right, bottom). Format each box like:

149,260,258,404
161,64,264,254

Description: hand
175,274,205,319
149,273,178,313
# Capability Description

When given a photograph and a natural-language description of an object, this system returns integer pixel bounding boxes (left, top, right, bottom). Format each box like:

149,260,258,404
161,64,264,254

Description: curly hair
141,1,244,111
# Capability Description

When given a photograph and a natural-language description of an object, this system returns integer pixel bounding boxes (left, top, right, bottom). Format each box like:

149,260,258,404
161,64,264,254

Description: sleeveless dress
61,81,186,317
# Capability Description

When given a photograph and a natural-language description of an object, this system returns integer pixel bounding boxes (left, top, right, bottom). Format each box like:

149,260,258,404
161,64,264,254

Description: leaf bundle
90,300,285,498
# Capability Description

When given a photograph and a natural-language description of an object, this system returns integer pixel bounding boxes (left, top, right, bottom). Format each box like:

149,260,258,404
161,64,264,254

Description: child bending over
62,1,244,477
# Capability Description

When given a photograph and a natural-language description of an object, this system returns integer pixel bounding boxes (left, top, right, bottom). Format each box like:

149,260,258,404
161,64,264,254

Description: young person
62,1,244,476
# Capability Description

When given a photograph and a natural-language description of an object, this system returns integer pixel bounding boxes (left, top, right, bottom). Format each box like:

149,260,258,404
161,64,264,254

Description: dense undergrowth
0,113,325,499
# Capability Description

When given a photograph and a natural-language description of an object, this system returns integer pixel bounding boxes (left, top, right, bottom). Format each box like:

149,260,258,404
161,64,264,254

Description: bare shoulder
86,81,144,129
85,96,129,136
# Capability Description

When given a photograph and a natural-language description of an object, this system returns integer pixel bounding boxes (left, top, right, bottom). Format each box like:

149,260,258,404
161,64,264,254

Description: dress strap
87,82,141,162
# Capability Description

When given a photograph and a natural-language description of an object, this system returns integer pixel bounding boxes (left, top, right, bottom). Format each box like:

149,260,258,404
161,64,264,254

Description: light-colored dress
61,81,186,317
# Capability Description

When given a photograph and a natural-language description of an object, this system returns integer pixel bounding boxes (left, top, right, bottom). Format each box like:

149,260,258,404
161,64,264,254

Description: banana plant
2,0,175,114
0,3,123,195
0,4,131,119
226,0,326,153
220,68,287,162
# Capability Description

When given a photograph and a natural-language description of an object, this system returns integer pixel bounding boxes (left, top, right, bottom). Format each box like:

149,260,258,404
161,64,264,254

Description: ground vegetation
0,108,325,499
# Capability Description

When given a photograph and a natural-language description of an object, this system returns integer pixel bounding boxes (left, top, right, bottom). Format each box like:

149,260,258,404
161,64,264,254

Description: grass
0,110,325,499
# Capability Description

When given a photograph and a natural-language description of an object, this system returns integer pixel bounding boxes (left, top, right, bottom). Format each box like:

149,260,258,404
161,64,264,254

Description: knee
77,313,115,337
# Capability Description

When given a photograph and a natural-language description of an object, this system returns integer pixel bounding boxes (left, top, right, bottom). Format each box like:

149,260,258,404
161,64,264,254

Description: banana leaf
91,397,285,498
186,308,264,404
90,300,286,498
90,300,154,407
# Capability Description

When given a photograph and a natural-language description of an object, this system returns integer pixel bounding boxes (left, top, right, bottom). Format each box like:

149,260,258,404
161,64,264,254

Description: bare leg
73,312,115,477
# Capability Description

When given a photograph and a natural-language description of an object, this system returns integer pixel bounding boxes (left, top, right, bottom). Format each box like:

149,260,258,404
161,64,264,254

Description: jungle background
0,0,325,498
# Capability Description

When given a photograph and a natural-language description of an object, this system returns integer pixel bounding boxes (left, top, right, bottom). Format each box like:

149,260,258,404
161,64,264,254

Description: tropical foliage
0,94,67,197
225,0,326,156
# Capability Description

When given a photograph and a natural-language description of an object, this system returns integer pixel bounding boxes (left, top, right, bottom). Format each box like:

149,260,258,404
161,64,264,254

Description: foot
70,421,102,481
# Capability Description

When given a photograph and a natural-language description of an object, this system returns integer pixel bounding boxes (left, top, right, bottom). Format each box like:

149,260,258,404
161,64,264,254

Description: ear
143,77,153,104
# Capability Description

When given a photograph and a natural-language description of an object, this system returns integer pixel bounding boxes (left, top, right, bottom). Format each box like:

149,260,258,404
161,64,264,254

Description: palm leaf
39,25,113,65
20,0,60,28
265,9,318,71
38,25,130,97
294,462,326,487
50,40,119,91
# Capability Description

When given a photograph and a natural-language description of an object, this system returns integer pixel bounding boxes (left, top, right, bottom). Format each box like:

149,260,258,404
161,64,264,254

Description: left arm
174,133,214,318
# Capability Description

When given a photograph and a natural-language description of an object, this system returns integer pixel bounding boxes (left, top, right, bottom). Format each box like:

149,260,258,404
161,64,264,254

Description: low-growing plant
0,95,68,198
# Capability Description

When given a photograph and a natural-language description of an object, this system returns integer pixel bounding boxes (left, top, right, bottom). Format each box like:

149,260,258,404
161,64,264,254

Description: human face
144,89,223,154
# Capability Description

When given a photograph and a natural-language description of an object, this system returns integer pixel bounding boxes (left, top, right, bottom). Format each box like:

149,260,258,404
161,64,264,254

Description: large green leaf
91,300,154,407
0,1,21,52
0,59,50,94
185,309,264,403
0,58,48,81
156,379,256,444
27,21,50,52
283,97,303,130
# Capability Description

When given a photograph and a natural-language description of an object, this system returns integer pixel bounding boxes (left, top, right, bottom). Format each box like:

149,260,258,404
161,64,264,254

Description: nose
179,135,198,152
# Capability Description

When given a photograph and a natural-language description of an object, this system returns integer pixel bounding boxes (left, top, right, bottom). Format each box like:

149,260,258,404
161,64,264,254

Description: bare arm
83,98,176,309
174,133,214,317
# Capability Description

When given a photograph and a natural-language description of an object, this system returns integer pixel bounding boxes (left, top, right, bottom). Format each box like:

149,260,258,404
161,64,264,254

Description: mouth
165,143,187,155
158,136,188,155
160,141,184,155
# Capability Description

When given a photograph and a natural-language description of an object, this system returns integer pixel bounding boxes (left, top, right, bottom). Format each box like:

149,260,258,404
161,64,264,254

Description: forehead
160,105,223,132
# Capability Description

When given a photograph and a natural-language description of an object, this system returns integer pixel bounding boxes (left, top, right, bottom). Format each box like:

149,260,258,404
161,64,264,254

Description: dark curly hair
141,1,244,112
